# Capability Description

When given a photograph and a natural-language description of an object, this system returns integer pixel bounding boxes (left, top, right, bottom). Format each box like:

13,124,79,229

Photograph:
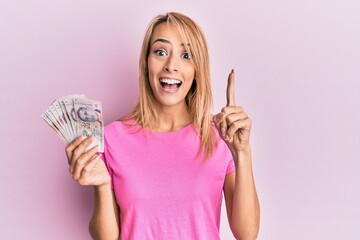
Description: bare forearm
89,184,120,240
232,145,260,239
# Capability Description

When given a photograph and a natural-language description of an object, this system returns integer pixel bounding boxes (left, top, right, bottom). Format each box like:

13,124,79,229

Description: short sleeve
226,158,236,175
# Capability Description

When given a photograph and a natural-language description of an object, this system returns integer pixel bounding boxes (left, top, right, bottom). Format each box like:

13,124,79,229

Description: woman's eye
182,52,190,59
154,49,167,56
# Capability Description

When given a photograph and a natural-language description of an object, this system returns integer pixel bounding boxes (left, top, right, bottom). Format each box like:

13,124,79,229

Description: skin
213,70,260,239
147,22,195,131
65,23,260,240
65,137,118,239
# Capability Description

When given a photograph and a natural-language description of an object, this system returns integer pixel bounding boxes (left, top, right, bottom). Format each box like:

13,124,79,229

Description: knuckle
221,123,227,129
225,115,233,124
230,122,237,130
78,140,88,148
235,121,242,127
73,148,83,159
220,118,227,125
78,141,86,149
83,164,91,172
66,139,79,151
78,179,88,186
72,174,78,181
66,141,74,149
65,147,72,156
76,159,85,168
72,148,79,157
232,113,239,121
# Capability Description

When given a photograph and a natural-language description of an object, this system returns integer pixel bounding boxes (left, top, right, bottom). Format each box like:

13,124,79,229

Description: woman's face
147,22,195,108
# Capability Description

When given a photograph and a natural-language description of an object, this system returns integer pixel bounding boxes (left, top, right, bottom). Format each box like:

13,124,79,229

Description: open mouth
159,78,182,92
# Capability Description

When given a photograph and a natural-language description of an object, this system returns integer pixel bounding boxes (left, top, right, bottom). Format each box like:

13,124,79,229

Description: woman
66,12,260,240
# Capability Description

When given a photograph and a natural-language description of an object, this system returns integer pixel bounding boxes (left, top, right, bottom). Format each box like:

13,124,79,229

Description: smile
159,78,182,93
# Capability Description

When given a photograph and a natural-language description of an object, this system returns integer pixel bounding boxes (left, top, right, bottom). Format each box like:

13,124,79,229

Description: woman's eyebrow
152,38,171,45
152,38,190,49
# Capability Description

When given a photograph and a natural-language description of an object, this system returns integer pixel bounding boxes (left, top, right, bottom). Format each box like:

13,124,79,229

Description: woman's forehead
151,22,187,46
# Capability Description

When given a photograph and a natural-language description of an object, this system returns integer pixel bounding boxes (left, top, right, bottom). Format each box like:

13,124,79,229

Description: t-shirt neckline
144,122,194,141
118,119,196,141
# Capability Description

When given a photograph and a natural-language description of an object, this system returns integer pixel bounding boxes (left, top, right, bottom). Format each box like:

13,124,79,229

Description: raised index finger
226,69,236,106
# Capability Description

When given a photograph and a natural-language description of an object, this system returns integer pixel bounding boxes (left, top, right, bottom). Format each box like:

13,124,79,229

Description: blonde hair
122,12,217,160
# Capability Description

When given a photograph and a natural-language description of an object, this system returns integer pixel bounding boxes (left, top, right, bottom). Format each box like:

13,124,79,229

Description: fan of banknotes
41,94,104,152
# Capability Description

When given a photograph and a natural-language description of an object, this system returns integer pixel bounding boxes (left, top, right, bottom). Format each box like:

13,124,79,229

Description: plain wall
1,0,359,239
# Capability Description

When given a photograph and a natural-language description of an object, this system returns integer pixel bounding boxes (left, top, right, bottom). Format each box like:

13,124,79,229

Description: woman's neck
150,102,192,132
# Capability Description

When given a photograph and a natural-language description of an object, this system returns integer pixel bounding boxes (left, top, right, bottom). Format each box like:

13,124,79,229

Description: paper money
41,94,104,152
74,98,104,151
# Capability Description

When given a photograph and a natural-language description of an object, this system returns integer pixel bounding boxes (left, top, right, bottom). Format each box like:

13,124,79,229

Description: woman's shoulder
102,118,140,152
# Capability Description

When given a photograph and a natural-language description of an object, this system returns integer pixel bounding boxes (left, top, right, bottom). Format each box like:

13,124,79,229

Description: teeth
160,78,181,85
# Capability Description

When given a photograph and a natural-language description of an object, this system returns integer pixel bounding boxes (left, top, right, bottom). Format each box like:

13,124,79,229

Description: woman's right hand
65,135,111,187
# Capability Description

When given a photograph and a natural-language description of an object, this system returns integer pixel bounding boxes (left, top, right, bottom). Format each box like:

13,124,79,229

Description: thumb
213,112,224,125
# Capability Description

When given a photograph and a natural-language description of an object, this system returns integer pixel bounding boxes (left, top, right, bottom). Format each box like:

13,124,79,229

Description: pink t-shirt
102,120,235,240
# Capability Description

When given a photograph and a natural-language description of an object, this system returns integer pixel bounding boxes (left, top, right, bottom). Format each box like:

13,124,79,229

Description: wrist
239,142,251,151
233,144,252,165
95,182,112,192
234,143,251,156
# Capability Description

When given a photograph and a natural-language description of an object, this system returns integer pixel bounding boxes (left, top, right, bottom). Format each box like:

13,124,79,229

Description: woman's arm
223,145,260,240
89,184,120,240
214,70,260,239
65,136,120,239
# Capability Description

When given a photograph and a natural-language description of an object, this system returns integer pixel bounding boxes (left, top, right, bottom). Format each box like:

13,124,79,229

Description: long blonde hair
122,12,217,160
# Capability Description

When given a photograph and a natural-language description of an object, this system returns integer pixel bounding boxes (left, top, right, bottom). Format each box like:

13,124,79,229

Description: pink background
1,0,359,239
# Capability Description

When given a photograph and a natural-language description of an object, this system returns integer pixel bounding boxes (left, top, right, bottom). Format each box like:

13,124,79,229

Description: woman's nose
163,55,178,72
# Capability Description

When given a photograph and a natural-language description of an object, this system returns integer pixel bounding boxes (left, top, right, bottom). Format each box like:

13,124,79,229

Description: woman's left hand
213,69,252,158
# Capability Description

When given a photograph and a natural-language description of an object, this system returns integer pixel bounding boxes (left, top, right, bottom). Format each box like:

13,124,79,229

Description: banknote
74,98,104,152
60,94,85,137
41,94,104,152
